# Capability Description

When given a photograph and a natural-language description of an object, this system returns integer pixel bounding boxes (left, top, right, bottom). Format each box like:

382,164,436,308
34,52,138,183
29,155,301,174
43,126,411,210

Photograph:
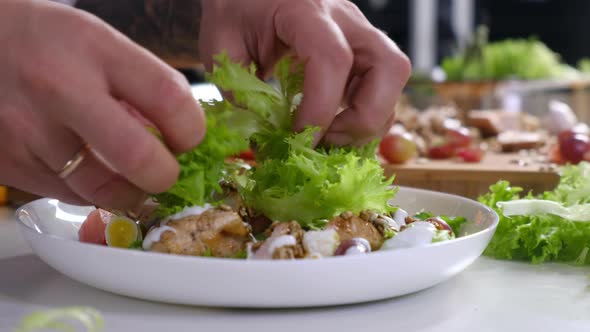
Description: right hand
0,0,205,210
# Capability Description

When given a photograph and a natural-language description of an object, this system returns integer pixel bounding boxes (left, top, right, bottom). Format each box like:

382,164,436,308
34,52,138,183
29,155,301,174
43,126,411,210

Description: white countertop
0,206,589,332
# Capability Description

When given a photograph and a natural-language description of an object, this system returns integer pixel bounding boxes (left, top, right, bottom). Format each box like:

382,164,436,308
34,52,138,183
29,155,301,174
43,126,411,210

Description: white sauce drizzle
163,204,213,223
267,235,297,254
251,235,297,260
142,204,215,250
393,208,408,227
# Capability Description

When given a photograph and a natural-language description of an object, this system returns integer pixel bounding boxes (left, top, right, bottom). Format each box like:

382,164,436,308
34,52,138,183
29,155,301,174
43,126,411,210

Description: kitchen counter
0,207,589,332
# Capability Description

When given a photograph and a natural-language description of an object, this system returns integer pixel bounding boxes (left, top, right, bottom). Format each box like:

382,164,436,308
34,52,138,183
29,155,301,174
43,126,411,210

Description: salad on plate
78,53,466,260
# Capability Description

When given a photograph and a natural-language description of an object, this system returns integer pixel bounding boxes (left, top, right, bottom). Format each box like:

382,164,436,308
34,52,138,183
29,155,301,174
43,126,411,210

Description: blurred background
354,0,590,72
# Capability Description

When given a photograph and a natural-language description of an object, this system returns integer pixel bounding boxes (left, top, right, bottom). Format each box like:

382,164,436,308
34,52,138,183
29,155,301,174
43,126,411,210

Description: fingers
66,152,147,211
274,5,353,143
28,120,148,210
99,28,206,153
322,5,411,146
272,1,410,146
61,95,180,194
2,154,89,207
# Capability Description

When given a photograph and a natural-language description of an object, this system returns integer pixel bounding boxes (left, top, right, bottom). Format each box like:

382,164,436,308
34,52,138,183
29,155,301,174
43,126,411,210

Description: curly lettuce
237,128,396,227
151,101,249,216
153,52,397,226
479,163,590,265
442,27,579,81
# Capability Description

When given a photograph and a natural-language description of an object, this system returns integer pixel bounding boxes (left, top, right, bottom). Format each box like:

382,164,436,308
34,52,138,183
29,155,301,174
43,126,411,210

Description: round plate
15,187,498,308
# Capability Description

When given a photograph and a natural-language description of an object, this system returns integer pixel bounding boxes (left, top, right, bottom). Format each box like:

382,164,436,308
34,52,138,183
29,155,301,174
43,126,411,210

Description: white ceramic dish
15,187,498,308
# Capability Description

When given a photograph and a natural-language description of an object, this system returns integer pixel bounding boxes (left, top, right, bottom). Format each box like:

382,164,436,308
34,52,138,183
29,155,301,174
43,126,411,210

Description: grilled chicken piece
149,208,250,257
327,214,384,250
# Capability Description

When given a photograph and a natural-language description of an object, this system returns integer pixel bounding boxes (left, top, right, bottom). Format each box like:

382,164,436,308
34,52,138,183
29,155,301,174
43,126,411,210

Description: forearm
74,0,202,67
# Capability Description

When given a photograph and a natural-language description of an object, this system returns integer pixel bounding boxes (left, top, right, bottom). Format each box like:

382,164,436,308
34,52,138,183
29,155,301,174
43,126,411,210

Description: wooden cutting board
382,152,560,199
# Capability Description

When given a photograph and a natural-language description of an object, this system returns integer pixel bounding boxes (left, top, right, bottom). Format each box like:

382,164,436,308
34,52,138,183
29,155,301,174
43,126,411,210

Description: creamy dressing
246,242,255,259
142,204,213,250
267,235,297,255
393,208,408,227
163,204,213,223
251,235,297,260
142,226,177,250
381,221,436,250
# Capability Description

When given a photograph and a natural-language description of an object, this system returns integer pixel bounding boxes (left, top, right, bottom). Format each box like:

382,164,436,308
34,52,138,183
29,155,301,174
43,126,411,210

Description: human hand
0,0,205,210
199,0,411,146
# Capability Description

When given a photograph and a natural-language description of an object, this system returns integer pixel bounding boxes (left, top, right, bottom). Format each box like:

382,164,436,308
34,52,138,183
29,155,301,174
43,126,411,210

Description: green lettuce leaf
478,166,590,265
151,102,249,216
153,52,397,226
15,307,104,332
442,34,580,81
206,53,297,161
432,229,455,243
236,128,396,227
412,211,466,235
498,199,590,222
543,162,590,205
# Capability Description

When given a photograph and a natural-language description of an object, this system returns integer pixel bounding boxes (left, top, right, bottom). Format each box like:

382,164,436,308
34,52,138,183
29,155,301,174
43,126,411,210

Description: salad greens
441,26,579,81
412,211,467,235
498,200,590,222
152,52,397,226
432,229,454,243
479,162,590,265
578,58,590,74
15,307,103,332
151,97,249,217
237,130,395,227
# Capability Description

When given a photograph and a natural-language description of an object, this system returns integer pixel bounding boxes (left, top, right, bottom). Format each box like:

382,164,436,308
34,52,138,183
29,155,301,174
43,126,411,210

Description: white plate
15,187,498,308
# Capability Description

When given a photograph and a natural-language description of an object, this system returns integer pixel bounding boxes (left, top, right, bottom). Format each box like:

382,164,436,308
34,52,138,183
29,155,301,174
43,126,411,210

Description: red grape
428,143,455,159
334,238,371,256
379,133,417,164
558,130,590,164
446,127,472,148
456,147,484,163
424,217,453,233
